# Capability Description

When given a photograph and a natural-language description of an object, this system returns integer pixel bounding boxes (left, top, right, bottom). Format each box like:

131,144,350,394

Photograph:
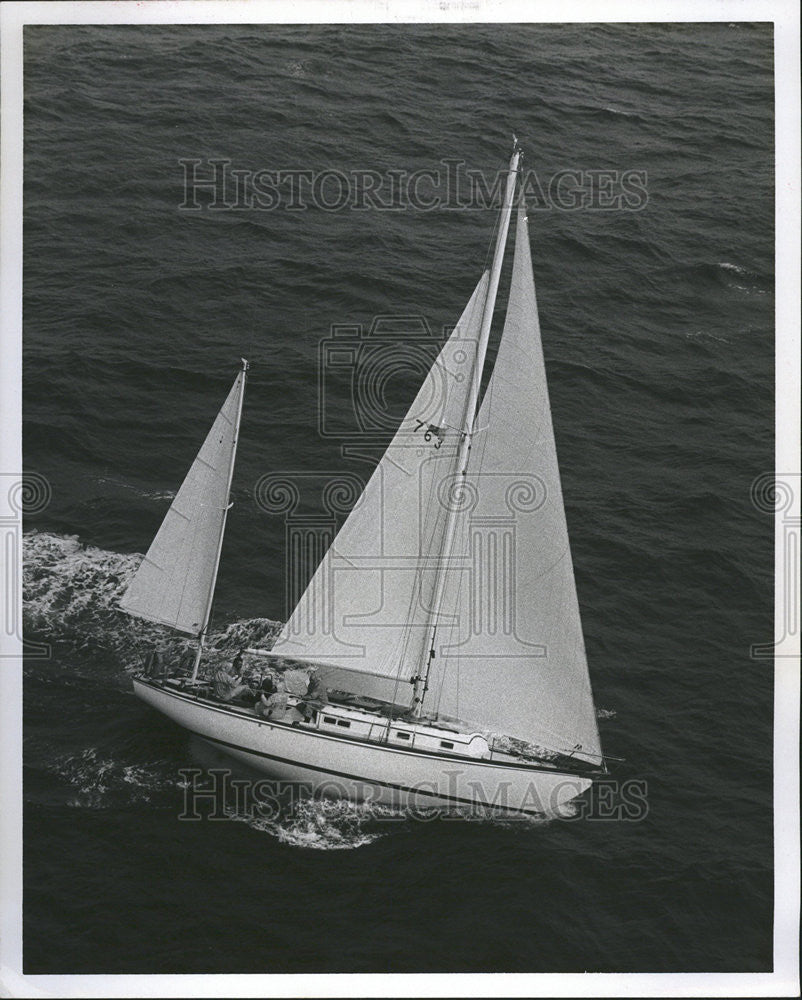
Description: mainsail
270,274,489,702
425,206,602,763
120,365,247,636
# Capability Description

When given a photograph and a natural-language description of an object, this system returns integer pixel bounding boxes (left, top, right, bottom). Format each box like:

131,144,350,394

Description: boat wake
45,740,561,846
225,798,398,850
24,530,611,842
49,747,186,810
22,530,281,672
224,797,555,849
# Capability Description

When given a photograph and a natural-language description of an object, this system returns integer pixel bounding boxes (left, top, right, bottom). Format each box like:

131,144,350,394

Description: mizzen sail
426,206,603,764
120,366,246,636
271,273,489,702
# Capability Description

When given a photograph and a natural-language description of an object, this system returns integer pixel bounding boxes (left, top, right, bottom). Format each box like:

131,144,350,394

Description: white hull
134,678,595,816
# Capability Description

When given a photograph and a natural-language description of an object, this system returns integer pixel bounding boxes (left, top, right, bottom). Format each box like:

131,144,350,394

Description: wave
683,329,732,344
665,259,772,299
50,747,185,809
23,530,281,671
599,105,642,121
714,260,772,294
717,261,750,276
225,797,395,850
225,796,555,849
95,477,176,501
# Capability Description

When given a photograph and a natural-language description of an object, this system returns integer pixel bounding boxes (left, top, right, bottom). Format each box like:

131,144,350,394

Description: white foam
22,530,282,671
225,798,395,850
53,747,182,809
96,476,176,501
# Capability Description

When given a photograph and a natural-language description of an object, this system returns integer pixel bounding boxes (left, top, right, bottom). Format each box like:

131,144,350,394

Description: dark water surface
22,23,774,974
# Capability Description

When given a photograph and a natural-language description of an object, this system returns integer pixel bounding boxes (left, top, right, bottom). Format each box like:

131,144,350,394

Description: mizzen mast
190,357,249,680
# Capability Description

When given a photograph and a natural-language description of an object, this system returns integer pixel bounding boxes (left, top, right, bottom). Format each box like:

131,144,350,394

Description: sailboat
121,141,606,816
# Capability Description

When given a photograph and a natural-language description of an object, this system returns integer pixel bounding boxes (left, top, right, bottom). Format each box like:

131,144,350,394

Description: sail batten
120,367,247,638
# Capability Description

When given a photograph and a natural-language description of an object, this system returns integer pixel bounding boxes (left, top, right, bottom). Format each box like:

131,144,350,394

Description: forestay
120,369,246,636
271,273,490,703
425,207,603,764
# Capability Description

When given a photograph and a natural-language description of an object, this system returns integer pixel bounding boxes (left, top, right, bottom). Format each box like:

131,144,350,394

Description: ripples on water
22,22,773,973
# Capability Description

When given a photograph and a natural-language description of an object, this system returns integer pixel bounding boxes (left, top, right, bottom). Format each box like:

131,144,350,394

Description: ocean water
21,22,775,974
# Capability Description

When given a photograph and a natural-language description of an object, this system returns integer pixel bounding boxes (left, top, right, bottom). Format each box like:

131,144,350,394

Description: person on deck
298,667,328,722
254,673,290,720
307,668,327,703
213,659,252,702
145,649,165,678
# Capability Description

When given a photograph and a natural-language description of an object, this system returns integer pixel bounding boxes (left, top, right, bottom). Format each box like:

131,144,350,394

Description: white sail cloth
425,207,602,763
270,273,490,703
120,370,245,636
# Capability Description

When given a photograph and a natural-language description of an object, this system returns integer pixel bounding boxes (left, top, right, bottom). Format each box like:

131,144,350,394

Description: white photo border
1,1,798,997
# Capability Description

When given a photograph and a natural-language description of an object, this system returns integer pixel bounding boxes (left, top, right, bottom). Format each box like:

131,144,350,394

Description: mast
412,140,522,716
190,357,249,681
